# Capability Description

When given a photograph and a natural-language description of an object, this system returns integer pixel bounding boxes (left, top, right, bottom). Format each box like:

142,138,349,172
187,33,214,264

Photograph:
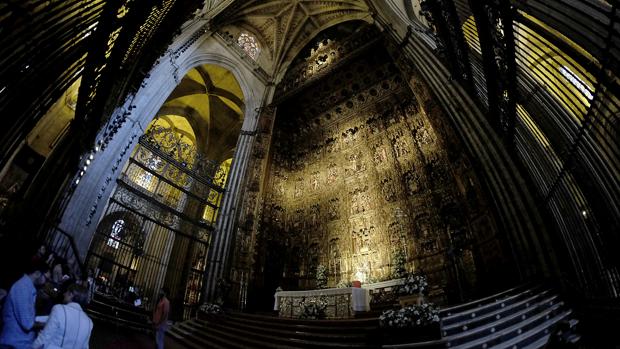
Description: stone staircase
168,285,579,348
168,312,380,348
387,285,579,348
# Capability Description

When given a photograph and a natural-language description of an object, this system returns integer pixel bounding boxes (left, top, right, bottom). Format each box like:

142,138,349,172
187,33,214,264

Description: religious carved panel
256,42,503,294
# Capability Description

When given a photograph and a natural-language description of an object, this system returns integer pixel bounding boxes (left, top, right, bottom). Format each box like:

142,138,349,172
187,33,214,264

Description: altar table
274,287,370,319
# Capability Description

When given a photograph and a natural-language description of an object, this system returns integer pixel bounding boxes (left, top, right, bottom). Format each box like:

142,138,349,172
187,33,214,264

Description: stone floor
90,320,185,349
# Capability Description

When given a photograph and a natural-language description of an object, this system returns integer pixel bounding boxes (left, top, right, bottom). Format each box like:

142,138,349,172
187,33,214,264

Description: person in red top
152,288,170,349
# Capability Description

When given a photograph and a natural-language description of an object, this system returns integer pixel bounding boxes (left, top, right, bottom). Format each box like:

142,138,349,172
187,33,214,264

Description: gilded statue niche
380,177,398,203
344,151,367,177
327,197,340,220
403,169,423,195
326,163,338,184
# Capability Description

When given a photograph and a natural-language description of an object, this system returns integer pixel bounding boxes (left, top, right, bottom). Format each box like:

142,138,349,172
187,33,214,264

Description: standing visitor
0,262,49,349
0,288,7,332
30,245,47,268
33,284,93,349
50,257,65,286
45,253,56,269
152,288,170,349
85,269,95,305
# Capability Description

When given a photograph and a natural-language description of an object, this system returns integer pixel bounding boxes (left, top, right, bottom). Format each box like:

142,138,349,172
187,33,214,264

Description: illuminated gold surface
203,158,232,220
26,77,82,157
514,13,596,120
258,46,499,289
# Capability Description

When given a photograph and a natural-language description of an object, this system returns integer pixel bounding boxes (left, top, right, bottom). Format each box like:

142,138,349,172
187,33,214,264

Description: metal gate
87,124,226,319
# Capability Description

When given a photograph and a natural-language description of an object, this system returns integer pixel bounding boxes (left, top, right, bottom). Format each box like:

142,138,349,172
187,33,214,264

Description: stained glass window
107,219,125,249
237,32,260,60
560,66,593,100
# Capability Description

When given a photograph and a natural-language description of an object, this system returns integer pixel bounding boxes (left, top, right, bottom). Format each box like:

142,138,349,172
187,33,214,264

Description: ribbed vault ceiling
157,64,244,162
221,0,372,75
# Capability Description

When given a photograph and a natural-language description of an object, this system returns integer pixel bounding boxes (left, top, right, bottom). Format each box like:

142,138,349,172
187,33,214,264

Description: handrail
45,226,86,278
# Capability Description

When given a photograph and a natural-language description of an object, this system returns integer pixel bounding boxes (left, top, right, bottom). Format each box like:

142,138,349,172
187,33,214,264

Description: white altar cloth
274,287,370,312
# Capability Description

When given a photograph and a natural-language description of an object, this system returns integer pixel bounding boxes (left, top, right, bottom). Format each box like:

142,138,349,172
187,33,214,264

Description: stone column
202,126,258,301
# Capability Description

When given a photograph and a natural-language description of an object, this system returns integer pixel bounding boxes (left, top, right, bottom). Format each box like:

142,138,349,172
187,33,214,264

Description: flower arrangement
299,296,328,319
315,265,328,289
379,303,440,328
398,272,428,295
392,249,407,278
336,279,352,288
198,303,223,315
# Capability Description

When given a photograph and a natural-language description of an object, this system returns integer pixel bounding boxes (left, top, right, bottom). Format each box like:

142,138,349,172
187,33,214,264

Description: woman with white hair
33,284,93,349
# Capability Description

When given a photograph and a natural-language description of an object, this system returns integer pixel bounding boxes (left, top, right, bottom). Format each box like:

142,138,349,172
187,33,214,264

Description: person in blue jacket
0,261,50,349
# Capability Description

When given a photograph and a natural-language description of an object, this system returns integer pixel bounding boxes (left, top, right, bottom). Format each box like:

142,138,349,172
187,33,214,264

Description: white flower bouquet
398,273,428,295
198,303,223,315
379,303,440,328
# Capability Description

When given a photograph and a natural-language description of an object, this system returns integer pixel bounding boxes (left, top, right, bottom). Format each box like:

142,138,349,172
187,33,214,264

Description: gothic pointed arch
84,59,248,319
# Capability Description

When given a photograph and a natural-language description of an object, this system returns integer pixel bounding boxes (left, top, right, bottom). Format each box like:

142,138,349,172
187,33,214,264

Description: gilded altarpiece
255,33,508,303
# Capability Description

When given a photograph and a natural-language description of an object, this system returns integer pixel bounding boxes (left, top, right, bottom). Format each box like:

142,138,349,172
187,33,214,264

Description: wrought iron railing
42,226,86,278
